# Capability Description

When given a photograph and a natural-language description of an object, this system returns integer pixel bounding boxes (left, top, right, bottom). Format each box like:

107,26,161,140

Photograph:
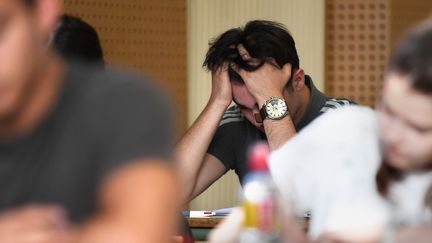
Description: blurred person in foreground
210,19,432,243
0,0,178,242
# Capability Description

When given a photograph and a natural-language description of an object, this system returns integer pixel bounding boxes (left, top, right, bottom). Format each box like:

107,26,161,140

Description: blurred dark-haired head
203,20,299,83
52,15,105,66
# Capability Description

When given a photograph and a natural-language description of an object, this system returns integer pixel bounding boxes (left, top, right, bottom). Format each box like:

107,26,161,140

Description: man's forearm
263,115,297,151
174,100,228,204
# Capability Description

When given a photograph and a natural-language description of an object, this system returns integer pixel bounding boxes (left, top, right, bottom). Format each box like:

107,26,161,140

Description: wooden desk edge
187,217,224,228
187,216,309,230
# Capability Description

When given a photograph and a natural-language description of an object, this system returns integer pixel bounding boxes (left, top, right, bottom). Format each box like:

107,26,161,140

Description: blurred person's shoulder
64,62,172,112
59,61,174,161
68,62,166,98
60,61,174,138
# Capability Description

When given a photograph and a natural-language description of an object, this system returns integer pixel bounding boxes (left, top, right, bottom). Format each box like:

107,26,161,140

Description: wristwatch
259,97,289,121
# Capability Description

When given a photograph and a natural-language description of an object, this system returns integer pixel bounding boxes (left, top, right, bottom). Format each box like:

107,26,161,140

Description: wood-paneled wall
64,0,187,134
325,0,432,107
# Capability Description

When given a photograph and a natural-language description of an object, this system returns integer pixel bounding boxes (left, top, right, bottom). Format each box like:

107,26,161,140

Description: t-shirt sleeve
269,106,389,239
88,70,174,175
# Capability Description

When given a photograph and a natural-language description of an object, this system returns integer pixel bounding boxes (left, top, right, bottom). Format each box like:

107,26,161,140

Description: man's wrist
257,96,289,123
207,97,231,111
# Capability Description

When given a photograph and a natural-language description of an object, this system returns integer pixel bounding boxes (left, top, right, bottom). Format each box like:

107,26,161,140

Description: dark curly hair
203,20,300,84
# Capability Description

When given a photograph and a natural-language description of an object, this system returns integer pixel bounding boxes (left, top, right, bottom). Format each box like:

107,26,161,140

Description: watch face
265,98,287,119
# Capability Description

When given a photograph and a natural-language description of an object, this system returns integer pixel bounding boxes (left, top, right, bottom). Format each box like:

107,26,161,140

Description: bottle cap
248,142,270,172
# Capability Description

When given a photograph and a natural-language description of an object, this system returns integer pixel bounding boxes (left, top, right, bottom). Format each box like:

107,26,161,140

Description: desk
187,216,224,241
187,216,225,228
187,216,309,241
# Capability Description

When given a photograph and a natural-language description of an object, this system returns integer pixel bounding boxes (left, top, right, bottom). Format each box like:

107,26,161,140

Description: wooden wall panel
325,0,389,107
390,0,432,48
325,0,432,107
64,0,187,134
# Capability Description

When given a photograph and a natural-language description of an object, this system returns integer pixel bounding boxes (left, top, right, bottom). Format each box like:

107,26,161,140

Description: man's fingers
0,205,68,236
18,205,67,228
220,63,230,77
230,63,239,73
237,44,251,60
214,62,229,76
221,62,229,71
0,228,75,243
0,205,74,243
230,63,248,80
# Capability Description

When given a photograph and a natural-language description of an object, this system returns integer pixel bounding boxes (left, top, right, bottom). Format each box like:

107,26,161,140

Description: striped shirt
208,75,355,183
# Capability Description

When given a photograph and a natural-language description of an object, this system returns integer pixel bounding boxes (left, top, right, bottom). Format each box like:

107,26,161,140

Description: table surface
187,216,225,228
187,216,310,229
187,216,310,241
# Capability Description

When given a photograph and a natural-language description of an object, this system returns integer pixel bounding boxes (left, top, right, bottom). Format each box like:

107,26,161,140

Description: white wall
187,0,325,210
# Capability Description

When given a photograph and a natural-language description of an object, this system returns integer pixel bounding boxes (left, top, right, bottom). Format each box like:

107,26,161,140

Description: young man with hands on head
176,20,354,205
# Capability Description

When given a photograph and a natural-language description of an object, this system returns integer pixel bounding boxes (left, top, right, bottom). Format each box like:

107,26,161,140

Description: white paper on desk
189,211,216,217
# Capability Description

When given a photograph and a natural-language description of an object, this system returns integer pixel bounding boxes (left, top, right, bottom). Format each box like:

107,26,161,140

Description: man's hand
233,44,292,106
209,63,233,108
0,205,76,243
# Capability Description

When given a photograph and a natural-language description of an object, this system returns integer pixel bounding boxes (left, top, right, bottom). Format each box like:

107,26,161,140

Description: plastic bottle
240,142,282,243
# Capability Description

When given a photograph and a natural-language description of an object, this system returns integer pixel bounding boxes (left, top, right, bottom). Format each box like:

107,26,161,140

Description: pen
182,210,216,217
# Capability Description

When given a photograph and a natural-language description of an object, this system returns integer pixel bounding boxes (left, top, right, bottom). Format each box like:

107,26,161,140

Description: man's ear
34,0,63,37
291,69,305,91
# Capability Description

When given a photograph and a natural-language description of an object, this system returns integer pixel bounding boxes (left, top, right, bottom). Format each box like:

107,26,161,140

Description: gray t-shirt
0,63,173,223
